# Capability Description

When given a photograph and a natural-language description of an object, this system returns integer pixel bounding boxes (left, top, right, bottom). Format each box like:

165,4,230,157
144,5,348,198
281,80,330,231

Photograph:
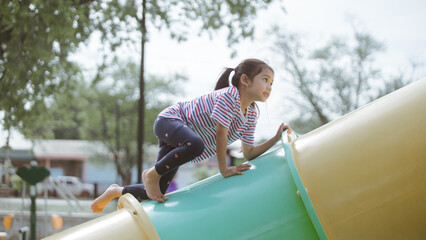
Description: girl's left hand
221,163,251,178
275,123,291,139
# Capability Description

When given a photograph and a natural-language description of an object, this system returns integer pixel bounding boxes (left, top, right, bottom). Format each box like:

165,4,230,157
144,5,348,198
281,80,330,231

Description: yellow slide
289,77,426,239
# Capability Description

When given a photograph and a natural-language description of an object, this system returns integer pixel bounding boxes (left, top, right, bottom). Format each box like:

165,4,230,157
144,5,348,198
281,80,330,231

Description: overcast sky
2,0,425,148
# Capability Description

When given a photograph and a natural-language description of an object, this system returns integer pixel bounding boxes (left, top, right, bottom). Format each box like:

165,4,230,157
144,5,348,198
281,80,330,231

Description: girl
91,59,291,213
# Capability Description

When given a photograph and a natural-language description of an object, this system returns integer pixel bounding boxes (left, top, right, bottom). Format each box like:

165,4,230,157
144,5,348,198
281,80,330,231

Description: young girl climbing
91,58,291,213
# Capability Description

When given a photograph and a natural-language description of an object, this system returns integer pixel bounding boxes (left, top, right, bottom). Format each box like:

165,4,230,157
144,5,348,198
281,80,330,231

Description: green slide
141,144,324,239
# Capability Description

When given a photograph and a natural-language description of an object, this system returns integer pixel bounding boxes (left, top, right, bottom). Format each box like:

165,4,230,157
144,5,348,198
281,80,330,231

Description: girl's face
246,68,274,102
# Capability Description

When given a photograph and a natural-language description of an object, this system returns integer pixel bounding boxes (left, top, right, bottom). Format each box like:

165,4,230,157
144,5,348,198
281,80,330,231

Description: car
37,176,94,197
56,176,94,197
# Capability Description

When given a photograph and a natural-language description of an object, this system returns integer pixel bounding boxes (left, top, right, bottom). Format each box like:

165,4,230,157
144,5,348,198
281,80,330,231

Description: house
0,149,35,186
0,149,35,167
1,140,110,184
32,140,108,182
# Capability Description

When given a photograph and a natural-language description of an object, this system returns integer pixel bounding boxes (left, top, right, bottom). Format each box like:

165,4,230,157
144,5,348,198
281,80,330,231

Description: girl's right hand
221,163,251,178
275,123,291,140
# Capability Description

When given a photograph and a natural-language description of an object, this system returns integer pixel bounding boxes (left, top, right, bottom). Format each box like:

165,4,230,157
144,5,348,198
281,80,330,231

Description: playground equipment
38,176,84,213
0,214,14,239
16,162,50,240
43,78,426,239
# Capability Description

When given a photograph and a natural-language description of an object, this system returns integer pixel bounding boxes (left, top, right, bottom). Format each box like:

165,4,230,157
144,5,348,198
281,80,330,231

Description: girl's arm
216,123,251,178
242,123,291,160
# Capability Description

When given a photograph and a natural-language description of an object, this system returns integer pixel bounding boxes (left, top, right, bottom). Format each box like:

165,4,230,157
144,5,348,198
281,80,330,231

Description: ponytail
214,68,234,90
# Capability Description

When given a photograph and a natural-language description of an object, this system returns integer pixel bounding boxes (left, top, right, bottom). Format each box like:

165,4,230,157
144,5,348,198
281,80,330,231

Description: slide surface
142,146,320,239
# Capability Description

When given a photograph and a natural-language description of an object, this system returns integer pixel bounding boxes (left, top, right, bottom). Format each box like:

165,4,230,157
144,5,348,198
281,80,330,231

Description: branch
75,0,96,5
288,56,330,124
0,26,13,44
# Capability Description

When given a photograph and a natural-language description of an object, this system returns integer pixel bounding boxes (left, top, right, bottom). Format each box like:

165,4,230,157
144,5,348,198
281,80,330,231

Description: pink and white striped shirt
159,86,257,163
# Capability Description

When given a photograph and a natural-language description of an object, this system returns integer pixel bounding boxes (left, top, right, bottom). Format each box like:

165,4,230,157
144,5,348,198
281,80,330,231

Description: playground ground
0,197,116,239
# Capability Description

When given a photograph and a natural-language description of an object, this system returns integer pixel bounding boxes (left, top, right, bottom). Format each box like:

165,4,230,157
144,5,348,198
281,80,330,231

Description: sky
2,0,425,149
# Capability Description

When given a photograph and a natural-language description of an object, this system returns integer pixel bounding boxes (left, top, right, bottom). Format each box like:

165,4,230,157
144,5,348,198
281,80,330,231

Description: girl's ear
240,74,250,87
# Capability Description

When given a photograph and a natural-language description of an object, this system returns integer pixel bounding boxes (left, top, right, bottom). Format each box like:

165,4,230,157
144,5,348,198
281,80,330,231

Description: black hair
214,59,274,90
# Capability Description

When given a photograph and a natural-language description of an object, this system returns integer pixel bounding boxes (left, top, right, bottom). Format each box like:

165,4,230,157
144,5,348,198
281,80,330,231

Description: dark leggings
123,117,205,201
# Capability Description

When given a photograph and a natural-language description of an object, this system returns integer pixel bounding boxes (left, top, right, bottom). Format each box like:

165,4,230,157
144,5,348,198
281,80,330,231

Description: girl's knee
187,137,204,157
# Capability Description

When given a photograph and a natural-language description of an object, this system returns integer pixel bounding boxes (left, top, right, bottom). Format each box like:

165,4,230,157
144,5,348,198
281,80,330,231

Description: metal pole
30,185,36,240
19,226,29,240
137,0,147,184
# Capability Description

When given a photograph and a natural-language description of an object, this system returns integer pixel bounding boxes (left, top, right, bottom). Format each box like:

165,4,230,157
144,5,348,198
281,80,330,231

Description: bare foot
142,168,168,202
91,184,123,213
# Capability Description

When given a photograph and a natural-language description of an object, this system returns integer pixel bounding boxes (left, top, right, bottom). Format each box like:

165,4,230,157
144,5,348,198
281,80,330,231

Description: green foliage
10,174,25,194
94,0,277,49
0,0,96,145
23,59,186,143
18,62,87,139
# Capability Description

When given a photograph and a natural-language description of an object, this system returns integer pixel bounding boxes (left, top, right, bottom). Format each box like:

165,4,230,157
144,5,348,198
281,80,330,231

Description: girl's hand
221,163,251,178
275,123,291,140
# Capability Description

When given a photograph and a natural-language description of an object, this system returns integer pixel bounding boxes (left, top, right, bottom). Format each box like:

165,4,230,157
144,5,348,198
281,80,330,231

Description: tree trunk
121,171,132,186
137,0,147,184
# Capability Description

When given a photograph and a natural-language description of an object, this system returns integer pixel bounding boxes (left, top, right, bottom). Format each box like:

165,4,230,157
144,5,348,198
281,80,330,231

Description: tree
85,60,187,185
1,0,281,181
273,26,421,133
23,59,187,185
17,61,88,140
94,0,280,182
0,0,95,147
375,60,420,99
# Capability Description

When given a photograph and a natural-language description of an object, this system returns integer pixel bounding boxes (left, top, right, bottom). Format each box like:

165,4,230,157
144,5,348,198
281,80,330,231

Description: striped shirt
159,86,258,163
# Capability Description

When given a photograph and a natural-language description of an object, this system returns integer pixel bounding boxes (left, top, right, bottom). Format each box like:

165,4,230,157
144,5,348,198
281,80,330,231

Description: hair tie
229,68,235,86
